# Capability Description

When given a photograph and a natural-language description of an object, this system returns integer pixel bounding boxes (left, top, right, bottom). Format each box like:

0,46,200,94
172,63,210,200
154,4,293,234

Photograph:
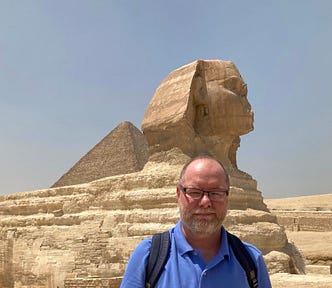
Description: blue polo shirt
121,221,272,288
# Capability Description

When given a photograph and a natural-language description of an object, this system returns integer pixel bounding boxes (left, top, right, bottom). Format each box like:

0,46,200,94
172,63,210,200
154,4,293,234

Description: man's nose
199,192,212,207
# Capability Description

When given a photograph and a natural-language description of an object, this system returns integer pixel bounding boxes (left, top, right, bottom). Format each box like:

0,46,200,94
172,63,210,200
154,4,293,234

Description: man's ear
176,185,181,199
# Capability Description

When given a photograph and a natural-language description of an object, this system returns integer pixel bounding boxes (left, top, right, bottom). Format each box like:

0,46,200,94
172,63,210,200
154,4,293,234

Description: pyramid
52,121,148,187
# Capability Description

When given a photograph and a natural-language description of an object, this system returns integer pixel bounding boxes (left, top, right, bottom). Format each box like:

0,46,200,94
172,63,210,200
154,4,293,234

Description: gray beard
183,217,222,235
179,206,225,235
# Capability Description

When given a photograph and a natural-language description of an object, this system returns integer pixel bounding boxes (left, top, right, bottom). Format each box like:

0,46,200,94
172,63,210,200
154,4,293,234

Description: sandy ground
270,273,332,287
265,193,332,211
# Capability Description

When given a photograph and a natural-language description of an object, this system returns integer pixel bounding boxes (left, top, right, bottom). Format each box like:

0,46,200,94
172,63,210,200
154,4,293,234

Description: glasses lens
182,186,227,201
209,192,226,201
188,192,203,199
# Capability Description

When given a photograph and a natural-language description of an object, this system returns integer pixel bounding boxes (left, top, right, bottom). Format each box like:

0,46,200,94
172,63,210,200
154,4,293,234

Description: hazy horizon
1,1,331,199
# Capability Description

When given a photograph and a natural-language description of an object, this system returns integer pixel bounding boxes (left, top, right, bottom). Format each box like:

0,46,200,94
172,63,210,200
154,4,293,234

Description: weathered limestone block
64,277,122,288
271,211,332,232
264,251,292,274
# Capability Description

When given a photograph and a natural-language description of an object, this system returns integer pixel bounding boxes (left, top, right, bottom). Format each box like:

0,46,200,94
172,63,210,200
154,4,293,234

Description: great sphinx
143,60,266,211
143,60,253,169
0,60,304,288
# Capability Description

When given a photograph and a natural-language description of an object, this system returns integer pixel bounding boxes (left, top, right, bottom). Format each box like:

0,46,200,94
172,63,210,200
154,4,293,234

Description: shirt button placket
200,270,208,288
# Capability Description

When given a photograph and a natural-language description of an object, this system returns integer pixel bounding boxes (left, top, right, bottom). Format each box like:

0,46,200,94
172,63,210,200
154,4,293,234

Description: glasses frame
178,184,229,202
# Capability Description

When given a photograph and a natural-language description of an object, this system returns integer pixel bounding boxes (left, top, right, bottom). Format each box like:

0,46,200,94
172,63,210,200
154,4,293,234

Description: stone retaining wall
64,277,122,288
270,211,332,232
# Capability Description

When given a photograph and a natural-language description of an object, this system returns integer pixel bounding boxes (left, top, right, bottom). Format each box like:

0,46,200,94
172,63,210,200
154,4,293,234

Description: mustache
192,209,215,214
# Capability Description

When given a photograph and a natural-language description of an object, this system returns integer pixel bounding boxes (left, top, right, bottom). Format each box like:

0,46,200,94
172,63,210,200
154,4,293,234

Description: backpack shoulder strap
145,231,170,288
227,231,258,288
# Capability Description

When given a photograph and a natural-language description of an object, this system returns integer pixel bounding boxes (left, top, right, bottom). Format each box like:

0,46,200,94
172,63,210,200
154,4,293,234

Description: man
120,155,272,287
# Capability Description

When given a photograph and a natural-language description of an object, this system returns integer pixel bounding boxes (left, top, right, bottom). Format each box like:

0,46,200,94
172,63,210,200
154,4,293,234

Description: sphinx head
193,60,254,137
142,60,254,168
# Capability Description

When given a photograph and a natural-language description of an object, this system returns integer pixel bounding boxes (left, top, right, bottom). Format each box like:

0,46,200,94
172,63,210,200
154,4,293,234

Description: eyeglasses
179,185,228,202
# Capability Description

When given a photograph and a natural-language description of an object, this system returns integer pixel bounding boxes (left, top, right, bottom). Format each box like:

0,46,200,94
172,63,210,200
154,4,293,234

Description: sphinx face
194,61,254,137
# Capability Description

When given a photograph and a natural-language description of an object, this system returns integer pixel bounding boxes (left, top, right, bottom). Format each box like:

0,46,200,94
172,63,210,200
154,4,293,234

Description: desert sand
265,193,332,211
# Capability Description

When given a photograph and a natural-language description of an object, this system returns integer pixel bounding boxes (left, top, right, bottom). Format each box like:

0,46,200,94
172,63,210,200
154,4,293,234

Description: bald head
179,155,230,192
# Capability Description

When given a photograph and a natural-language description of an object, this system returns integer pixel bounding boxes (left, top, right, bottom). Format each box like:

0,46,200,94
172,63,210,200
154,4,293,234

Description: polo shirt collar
174,221,194,255
174,221,231,261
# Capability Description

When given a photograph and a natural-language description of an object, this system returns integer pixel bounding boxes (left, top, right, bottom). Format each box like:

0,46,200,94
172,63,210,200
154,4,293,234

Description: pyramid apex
51,122,148,187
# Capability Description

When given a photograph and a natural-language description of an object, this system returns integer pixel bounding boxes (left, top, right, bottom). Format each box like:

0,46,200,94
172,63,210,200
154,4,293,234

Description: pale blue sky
1,1,331,198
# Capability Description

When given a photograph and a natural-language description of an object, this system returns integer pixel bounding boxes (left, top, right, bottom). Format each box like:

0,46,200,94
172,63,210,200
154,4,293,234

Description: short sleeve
120,238,152,288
